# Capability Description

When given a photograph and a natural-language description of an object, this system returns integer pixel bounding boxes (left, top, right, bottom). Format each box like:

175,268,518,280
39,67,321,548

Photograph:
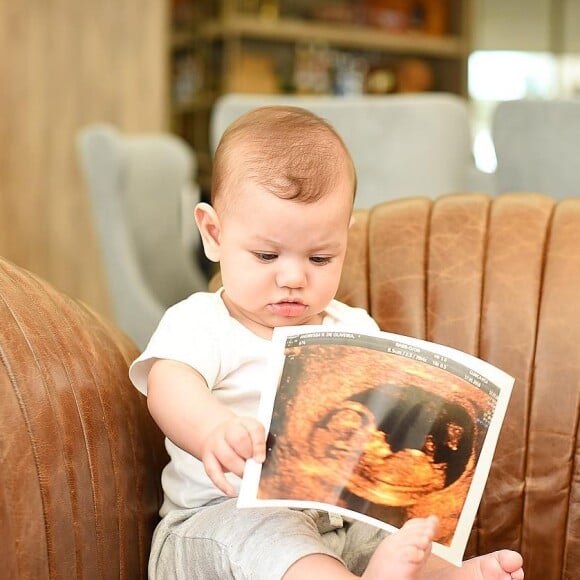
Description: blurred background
1,0,579,330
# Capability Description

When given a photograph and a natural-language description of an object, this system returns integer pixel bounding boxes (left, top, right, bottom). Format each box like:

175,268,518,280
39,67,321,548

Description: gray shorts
149,498,388,580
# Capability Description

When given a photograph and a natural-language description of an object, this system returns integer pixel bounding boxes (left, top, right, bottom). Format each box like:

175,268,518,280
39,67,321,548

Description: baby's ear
194,202,221,262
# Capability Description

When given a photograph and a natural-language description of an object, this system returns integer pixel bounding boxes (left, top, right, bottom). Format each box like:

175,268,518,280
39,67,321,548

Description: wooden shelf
172,92,218,115
168,1,472,194
171,30,195,50
197,15,466,58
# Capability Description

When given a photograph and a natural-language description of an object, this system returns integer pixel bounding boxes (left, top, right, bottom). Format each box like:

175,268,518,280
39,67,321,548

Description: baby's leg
361,516,438,580
284,516,437,580
428,549,524,580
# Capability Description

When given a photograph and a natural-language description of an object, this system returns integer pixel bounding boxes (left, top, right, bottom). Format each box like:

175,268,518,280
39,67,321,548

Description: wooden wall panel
0,0,168,319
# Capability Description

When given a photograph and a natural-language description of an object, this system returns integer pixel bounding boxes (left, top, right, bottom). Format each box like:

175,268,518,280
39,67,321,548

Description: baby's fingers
226,418,266,463
203,451,236,496
214,436,248,477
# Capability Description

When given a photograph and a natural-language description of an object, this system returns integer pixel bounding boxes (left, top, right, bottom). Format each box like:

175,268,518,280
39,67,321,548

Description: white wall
562,0,580,52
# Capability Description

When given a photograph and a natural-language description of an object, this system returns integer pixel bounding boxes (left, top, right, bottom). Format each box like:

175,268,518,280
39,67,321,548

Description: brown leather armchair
1,193,578,579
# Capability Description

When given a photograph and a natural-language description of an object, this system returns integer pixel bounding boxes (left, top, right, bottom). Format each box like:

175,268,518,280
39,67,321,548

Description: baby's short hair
211,105,356,209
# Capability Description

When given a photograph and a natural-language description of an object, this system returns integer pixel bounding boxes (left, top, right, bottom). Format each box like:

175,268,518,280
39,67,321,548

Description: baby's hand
201,416,266,496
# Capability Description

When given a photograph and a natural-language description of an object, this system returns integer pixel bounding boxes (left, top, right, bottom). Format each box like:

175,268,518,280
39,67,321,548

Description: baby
129,105,524,580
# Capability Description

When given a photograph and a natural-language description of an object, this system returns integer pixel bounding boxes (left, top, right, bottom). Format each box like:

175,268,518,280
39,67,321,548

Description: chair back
211,93,479,208
492,99,580,198
78,124,209,349
338,192,580,579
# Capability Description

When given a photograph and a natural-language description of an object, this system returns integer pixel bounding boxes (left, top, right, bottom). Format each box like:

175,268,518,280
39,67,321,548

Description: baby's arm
146,359,266,496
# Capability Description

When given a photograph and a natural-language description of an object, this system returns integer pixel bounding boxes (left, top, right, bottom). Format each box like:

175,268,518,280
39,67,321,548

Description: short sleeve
129,294,223,396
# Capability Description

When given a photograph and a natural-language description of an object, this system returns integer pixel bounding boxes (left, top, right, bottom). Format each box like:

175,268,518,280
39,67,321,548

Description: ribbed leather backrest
338,192,580,580
0,257,166,579
1,192,578,580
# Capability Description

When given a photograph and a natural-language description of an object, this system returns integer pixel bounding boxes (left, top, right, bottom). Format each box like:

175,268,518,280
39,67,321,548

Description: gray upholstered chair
491,98,580,198
210,93,486,208
77,124,209,350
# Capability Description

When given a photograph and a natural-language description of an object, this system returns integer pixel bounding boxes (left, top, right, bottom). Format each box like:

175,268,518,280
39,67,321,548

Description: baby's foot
434,549,524,580
362,516,438,580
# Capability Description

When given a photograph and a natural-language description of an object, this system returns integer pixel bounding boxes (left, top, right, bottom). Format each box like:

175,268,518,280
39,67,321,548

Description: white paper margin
238,325,515,568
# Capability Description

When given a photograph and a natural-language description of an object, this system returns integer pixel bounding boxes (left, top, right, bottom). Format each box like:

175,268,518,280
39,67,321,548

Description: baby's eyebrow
310,240,343,252
250,235,279,246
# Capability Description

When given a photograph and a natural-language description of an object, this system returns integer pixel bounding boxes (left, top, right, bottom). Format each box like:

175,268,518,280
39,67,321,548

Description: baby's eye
310,256,332,265
253,252,278,262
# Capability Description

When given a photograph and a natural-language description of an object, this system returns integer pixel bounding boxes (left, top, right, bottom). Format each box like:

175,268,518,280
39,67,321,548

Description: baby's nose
276,259,306,288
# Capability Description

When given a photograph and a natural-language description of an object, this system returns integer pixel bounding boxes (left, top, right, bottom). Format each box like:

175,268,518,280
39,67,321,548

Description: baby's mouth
270,300,307,317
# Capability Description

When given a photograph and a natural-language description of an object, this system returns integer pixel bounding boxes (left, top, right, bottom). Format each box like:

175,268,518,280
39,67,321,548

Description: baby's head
210,105,356,213
196,106,357,337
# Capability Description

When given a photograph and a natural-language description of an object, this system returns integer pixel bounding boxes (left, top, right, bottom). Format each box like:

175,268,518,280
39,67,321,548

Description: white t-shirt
129,289,379,516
